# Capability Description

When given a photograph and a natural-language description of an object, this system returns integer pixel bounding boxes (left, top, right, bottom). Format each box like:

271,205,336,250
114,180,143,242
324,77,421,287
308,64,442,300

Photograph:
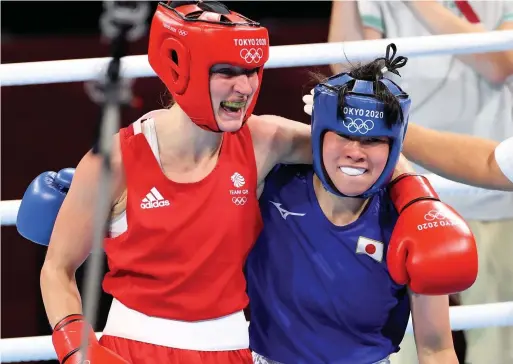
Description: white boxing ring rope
2,30,513,86
1,32,513,362
1,302,513,362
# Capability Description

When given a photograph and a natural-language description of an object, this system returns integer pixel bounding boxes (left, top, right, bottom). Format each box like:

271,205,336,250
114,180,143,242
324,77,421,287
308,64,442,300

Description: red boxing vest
102,122,262,321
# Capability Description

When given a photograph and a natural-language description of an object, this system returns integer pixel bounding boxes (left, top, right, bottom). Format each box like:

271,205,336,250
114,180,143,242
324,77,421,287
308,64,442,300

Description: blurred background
2,1,512,364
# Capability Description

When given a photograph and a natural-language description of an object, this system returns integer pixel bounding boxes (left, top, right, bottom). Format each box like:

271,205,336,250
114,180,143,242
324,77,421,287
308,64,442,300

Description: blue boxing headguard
311,71,411,198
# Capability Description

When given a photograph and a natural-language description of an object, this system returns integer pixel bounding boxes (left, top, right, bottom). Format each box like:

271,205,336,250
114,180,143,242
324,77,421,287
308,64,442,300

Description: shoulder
69,132,125,197
259,164,312,205
247,114,303,144
246,114,281,146
264,163,312,189
246,114,290,130
78,132,123,171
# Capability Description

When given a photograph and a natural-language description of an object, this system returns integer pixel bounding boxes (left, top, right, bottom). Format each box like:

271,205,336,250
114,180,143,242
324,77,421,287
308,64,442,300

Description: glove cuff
52,314,97,363
389,173,440,213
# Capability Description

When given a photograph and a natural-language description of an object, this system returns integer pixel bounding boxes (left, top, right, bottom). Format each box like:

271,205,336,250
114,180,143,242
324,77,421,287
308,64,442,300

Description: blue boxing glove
16,168,75,246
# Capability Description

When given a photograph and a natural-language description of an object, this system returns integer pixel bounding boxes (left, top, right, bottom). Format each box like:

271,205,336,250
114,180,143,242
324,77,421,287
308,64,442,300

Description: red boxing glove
387,174,478,295
52,314,129,363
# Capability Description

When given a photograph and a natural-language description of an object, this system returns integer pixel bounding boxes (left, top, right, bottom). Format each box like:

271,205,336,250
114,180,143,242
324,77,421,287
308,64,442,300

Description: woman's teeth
221,101,246,113
340,167,366,176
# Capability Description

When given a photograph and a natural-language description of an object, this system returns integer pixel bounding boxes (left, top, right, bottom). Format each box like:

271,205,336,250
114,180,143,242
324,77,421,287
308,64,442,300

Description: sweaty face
209,64,260,132
322,131,390,197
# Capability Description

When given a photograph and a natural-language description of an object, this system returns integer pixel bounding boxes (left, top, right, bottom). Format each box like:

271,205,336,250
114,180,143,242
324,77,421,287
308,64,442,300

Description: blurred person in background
328,1,513,363
404,124,513,191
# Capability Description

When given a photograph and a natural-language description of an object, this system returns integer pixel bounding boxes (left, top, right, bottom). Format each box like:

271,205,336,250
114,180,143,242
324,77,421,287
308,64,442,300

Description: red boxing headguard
148,1,270,132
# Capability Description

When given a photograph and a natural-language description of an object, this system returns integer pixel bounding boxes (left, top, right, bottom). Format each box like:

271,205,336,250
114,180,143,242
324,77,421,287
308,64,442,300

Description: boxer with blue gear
311,72,410,198
311,46,476,296
246,43,477,364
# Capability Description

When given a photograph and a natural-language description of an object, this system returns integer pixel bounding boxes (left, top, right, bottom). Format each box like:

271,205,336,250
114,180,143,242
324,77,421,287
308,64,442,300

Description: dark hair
315,43,408,128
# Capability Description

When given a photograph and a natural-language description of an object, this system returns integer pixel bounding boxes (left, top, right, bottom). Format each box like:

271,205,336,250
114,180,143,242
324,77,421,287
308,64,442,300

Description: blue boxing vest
246,165,410,364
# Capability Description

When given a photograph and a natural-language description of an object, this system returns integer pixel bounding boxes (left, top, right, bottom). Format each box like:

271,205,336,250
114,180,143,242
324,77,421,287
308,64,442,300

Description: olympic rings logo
343,117,374,134
232,197,248,206
240,48,263,64
178,30,187,36
424,210,447,221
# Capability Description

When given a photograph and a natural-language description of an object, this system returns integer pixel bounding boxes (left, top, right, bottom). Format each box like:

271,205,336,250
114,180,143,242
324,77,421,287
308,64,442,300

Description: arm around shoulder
247,114,312,181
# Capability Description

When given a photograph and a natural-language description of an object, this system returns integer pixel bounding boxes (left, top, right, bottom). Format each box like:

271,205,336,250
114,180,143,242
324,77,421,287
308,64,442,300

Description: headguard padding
148,1,270,131
311,72,411,198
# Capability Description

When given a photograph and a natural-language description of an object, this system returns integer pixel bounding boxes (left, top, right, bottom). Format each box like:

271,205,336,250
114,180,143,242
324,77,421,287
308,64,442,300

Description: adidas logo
140,187,170,209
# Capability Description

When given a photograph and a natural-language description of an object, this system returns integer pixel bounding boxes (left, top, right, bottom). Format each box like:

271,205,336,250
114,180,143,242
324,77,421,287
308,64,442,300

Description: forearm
403,123,506,189
418,347,458,364
328,1,366,74
41,263,83,328
406,2,513,83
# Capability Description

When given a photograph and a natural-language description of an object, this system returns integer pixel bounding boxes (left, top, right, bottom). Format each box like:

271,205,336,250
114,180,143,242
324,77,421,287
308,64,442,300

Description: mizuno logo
269,201,306,220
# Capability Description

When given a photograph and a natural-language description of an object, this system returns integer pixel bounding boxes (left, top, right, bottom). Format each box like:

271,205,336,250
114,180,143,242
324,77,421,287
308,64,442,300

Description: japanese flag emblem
356,237,384,263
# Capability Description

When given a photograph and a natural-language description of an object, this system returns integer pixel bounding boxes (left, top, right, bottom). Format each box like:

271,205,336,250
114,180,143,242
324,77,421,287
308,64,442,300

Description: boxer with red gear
21,2,312,363
148,0,267,131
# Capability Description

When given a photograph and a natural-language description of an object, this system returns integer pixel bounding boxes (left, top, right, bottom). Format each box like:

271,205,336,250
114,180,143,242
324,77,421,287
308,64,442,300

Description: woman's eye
363,138,387,144
215,68,259,77
217,68,237,76
244,67,259,76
